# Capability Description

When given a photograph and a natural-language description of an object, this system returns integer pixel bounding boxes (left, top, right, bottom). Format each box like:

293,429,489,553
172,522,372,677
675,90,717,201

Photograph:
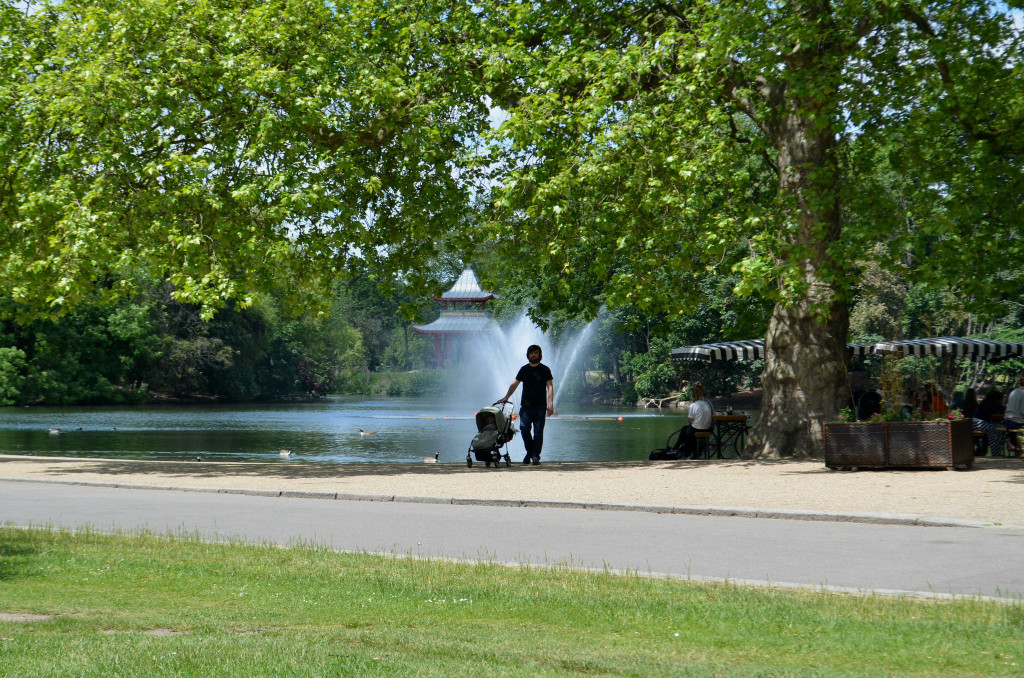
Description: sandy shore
2,453,1023,527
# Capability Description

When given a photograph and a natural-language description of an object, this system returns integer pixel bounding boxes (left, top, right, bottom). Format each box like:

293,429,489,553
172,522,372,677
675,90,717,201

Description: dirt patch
102,628,187,636
231,626,283,635
0,612,52,622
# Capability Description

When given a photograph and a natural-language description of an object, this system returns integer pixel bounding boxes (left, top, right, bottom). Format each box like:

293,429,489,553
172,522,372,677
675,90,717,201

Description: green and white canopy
672,336,1024,363
871,336,1024,362
671,340,873,363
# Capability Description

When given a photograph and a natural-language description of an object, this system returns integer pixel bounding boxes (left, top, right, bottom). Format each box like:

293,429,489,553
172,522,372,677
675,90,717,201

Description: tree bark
744,8,850,458
744,128,850,457
748,293,849,458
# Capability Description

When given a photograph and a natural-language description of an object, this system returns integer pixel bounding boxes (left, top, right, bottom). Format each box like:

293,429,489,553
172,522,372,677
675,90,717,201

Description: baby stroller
467,402,518,467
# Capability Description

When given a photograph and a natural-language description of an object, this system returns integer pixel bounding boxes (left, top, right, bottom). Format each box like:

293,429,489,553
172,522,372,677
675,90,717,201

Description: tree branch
900,3,1024,157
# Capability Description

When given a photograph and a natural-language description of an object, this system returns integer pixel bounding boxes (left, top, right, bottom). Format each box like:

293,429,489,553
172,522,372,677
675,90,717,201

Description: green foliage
367,369,452,398
336,273,453,372
1,0,490,322
0,345,26,405
832,407,854,423
4,300,159,405
619,338,678,400
5,0,1024,427
0,277,371,404
681,360,763,399
481,1,1024,319
476,1,1024,455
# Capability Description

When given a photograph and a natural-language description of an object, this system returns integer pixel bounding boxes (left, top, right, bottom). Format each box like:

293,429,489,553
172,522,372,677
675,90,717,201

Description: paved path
3,480,1023,602
3,454,1024,526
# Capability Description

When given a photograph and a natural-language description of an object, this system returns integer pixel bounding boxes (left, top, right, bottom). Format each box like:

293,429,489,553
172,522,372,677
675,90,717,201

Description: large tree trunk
749,128,849,458
744,17,850,458
745,178,850,459
748,294,849,458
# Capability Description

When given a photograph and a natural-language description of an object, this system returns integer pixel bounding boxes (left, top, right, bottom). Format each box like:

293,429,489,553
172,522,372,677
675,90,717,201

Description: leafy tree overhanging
2,1,1023,457
479,0,1024,457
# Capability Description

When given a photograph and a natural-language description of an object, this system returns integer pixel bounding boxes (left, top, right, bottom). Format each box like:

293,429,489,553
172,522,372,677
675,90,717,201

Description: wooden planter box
823,418,973,469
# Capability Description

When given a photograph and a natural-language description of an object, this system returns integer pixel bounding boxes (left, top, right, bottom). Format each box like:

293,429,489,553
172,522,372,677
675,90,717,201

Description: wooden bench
694,431,712,459
974,428,1010,456
972,430,986,456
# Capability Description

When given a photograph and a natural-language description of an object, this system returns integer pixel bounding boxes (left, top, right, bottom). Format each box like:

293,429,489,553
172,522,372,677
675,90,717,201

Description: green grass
0,527,1021,677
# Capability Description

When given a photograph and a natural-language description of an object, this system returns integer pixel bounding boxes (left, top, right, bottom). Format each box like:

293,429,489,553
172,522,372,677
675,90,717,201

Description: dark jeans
1005,420,1022,452
519,406,547,460
648,424,714,460
682,425,714,458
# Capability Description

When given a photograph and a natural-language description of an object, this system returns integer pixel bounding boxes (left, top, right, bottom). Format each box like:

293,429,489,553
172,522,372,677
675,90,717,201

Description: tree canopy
477,0,1024,456
1,0,489,320
3,0,1024,456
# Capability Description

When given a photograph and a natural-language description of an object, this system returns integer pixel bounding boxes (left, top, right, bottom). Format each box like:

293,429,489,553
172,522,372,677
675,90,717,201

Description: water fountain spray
447,313,598,411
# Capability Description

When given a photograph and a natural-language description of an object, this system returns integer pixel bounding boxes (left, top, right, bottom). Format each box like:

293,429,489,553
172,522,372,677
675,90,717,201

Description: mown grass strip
0,526,1021,677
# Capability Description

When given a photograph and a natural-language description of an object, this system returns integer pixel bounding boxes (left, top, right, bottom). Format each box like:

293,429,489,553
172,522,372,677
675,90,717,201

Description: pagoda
412,268,498,367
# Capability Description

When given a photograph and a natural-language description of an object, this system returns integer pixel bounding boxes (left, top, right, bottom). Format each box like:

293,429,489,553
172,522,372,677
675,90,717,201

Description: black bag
649,448,680,460
649,427,685,460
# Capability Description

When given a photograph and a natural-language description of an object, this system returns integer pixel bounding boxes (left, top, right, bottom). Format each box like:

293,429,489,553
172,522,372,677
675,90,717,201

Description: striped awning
671,340,765,362
871,336,1024,362
671,340,875,363
848,343,875,358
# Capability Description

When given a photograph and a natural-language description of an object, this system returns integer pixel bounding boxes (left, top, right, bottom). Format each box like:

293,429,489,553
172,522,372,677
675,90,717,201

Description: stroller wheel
484,460,491,467
504,455,511,467
466,455,472,468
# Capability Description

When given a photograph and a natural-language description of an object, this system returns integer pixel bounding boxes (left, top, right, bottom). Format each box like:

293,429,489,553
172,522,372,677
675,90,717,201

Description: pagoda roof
436,268,497,302
412,310,498,335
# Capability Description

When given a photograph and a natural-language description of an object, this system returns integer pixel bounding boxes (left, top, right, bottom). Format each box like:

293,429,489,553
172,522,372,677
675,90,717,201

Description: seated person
649,384,715,460
920,383,948,415
958,388,978,419
1004,376,1024,455
972,390,1006,457
680,384,715,459
857,389,882,420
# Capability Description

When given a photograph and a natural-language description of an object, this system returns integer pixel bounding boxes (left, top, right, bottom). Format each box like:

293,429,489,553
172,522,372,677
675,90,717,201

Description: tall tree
0,0,490,321
479,1,1024,457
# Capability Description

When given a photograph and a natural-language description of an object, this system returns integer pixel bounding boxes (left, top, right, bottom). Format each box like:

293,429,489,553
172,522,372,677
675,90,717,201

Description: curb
0,475,1012,529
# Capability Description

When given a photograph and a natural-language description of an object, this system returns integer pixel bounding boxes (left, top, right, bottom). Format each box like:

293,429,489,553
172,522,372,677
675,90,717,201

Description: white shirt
688,398,715,430
1005,387,1024,423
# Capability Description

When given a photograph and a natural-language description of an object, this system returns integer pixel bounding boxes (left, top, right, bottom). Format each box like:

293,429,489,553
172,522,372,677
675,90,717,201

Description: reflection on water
0,397,759,464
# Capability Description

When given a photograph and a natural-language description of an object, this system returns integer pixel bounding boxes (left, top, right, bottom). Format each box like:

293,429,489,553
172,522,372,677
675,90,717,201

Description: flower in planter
831,407,853,423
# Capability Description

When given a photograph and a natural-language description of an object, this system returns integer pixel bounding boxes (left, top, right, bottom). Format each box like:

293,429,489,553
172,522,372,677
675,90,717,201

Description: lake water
0,397,758,464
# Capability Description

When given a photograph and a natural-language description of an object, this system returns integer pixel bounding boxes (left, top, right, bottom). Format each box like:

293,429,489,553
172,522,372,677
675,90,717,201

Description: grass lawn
0,526,1021,677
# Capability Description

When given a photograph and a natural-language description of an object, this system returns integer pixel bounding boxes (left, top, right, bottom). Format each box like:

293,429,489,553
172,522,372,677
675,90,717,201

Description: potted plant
823,409,973,470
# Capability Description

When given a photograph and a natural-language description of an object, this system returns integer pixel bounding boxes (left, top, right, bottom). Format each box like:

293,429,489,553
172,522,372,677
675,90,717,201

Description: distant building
412,268,498,368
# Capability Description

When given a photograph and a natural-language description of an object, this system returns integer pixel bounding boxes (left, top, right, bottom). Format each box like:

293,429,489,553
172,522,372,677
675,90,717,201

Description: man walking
499,344,554,465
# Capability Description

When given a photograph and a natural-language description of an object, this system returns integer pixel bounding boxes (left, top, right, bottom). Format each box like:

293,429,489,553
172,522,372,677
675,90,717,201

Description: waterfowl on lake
279,449,292,457
48,428,60,435
359,429,376,436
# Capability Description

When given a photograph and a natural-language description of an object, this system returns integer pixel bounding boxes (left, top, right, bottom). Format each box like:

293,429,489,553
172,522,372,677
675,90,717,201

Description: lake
0,397,758,464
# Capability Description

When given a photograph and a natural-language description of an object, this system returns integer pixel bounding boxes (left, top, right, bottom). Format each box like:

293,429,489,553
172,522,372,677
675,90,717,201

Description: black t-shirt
974,400,1004,422
515,362,553,408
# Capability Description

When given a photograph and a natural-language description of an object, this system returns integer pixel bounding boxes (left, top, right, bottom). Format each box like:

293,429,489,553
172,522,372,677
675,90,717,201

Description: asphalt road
3,480,1022,601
